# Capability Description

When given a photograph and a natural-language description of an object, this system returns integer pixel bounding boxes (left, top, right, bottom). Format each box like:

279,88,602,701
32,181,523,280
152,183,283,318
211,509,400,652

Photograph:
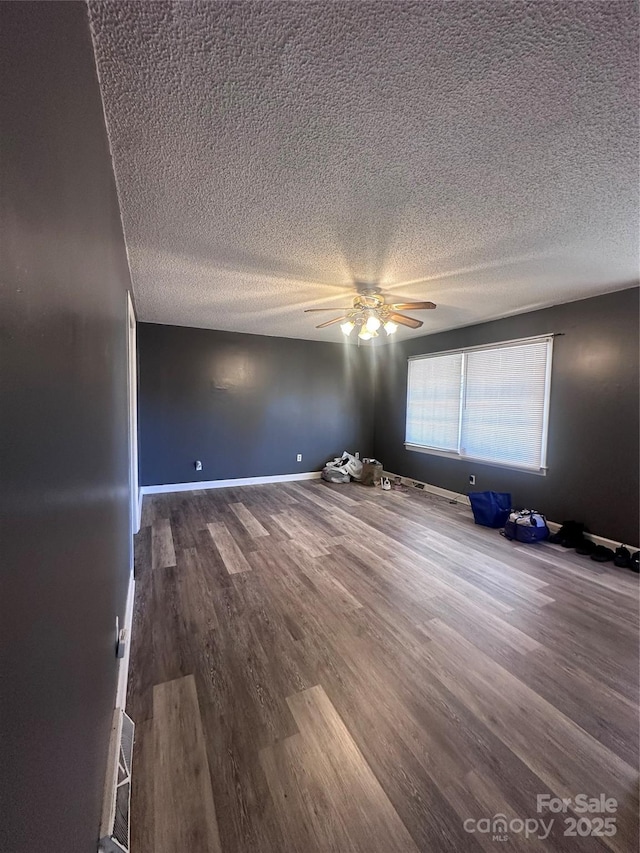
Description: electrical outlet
355,451,360,460
195,460,203,471
469,474,476,485
116,627,127,659
296,453,302,462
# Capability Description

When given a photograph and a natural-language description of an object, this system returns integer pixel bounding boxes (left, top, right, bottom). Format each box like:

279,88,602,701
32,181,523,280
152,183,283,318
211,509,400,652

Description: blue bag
469,491,512,528
503,510,549,543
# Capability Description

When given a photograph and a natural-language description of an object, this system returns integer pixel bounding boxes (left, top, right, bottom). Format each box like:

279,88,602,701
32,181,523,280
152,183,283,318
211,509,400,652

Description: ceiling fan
304,286,436,339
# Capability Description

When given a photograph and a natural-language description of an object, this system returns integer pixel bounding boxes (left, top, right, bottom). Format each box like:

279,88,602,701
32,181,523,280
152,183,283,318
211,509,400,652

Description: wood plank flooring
153,675,222,853
129,481,639,852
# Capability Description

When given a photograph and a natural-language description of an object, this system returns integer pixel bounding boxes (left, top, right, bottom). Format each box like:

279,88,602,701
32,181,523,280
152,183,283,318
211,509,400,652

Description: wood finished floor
129,481,639,853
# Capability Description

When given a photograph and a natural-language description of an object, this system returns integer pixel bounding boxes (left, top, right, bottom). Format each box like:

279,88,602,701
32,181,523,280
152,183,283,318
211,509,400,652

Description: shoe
549,520,586,548
613,545,631,568
630,552,639,573
591,545,614,563
575,537,597,556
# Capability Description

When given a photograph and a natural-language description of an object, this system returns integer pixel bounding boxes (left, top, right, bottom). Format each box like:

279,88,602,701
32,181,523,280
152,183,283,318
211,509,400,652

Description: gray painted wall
0,3,132,851
373,287,639,545
138,323,374,486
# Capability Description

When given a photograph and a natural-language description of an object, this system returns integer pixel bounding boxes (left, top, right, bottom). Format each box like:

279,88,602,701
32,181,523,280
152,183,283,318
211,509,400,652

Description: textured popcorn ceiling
89,1,638,342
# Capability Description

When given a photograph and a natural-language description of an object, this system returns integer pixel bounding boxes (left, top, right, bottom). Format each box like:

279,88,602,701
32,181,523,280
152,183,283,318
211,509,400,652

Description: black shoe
549,520,586,548
613,545,631,568
575,537,597,556
591,545,614,563
630,552,639,573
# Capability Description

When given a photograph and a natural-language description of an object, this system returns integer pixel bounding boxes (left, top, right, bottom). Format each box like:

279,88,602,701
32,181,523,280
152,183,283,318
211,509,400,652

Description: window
405,336,553,473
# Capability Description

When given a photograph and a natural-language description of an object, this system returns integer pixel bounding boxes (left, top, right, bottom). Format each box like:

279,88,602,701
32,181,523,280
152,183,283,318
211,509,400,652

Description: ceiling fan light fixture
304,289,435,336
365,314,381,333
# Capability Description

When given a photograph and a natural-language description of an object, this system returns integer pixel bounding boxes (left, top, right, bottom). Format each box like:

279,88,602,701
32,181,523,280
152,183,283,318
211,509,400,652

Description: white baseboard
136,488,143,533
383,471,471,506
383,471,634,551
140,470,322,496
115,569,135,711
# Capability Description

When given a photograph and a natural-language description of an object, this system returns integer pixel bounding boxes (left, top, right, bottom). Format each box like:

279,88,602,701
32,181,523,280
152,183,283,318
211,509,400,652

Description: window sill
403,443,548,476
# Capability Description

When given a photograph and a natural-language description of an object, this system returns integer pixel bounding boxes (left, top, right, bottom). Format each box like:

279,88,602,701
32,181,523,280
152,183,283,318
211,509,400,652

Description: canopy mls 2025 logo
463,794,618,842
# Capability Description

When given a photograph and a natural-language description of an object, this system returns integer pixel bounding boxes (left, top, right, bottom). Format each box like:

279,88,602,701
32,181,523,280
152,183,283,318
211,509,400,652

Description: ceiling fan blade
304,307,353,312
316,316,349,329
389,301,436,310
388,312,424,329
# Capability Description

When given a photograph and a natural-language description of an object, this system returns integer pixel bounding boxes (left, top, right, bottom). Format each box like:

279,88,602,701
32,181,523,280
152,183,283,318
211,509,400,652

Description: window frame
404,334,554,475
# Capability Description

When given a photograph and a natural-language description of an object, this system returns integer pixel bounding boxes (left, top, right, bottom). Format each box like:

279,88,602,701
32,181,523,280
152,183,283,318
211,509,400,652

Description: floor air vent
99,709,135,853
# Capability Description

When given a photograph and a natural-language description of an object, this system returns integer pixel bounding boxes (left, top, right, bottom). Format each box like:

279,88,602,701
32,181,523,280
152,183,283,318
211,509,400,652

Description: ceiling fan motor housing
353,292,385,311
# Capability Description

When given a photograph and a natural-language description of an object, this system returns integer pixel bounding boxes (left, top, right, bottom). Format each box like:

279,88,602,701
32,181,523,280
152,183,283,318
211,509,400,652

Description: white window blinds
406,352,462,451
461,340,551,468
405,336,553,472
